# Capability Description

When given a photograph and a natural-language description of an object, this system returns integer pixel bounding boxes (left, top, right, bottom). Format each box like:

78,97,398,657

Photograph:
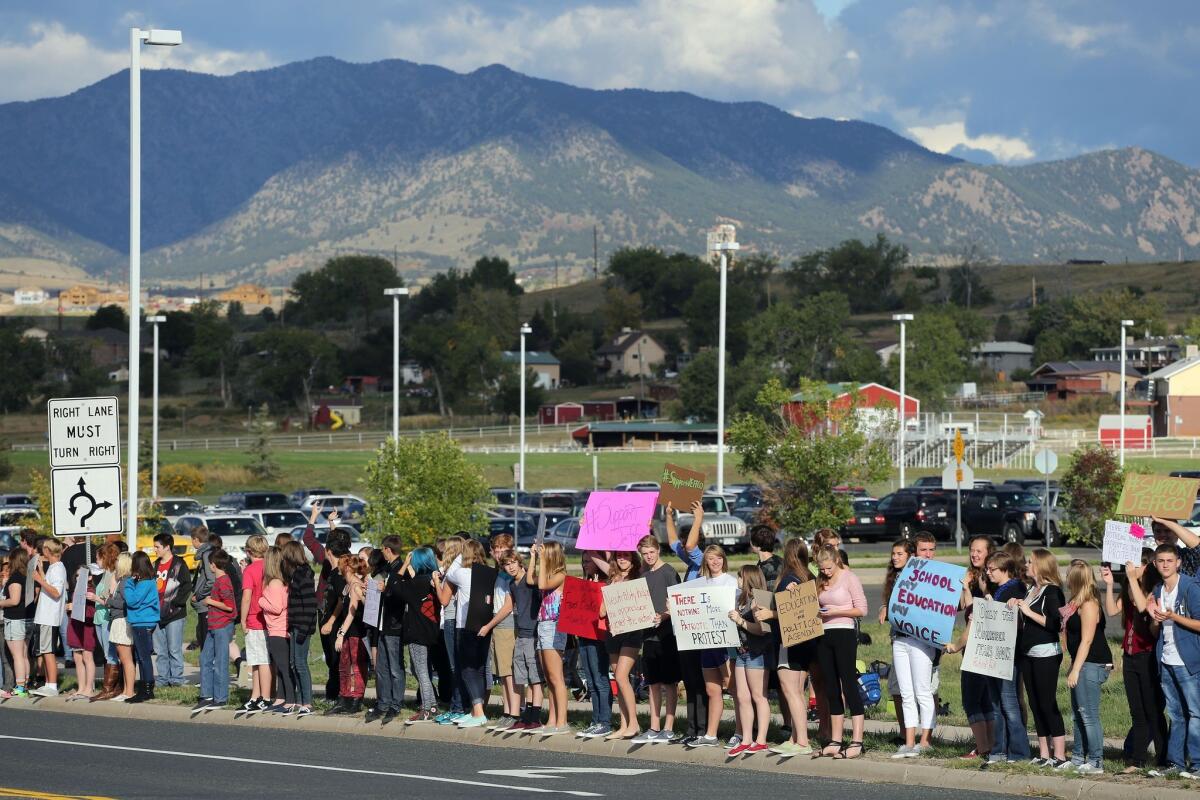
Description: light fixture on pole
1120,318,1134,467
519,322,533,492
127,26,181,549
146,315,166,500
384,287,409,443
892,314,914,487
711,239,740,496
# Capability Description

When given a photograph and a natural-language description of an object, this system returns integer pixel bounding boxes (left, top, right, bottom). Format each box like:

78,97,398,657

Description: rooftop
501,350,560,366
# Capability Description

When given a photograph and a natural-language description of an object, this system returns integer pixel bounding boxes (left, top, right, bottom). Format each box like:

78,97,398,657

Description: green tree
408,315,502,416
495,367,547,419
289,255,401,329
0,328,46,411
729,379,893,534
1027,290,1165,364
465,256,523,295
678,349,718,421
188,301,236,407
238,327,339,413
785,234,907,313
247,404,280,481
745,292,852,384
681,279,754,361
888,308,985,407
602,286,643,339
556,330,596,386
363,433,491,547
1059,446,1127,546
86,304,128,331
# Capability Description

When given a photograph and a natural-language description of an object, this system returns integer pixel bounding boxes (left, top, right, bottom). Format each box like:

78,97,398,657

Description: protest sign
557,576,607,640
752,589,775,632
961,598,1019,680
601,578,657,635
887,557,967,647
668,580,738,651
1102,519,1148,566
775,581,822,647
363,578,382,629
70,567,88,623
1116,473,1200,520
576,491,659,551
658,463,706,510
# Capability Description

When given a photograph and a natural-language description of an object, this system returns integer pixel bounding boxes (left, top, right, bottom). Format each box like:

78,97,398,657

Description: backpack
857,665,883,707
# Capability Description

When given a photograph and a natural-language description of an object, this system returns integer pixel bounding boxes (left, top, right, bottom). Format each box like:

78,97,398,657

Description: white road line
0,735,603,797
480,768,656,780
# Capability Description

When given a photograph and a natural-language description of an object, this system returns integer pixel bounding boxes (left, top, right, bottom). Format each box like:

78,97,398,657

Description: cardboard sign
576,491,659,551
887,558,967,647
658,463,706,510
1116,473,1200,520
70,566,88,623
1102,519,1148,566
363,578,382,629
751,589,775,632
556,576,607,640
667,580,738,651
601,577,657,635
961,599,1019,680
775,581,822,647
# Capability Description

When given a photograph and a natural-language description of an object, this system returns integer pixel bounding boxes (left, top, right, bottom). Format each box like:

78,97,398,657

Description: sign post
47,397,124,556
942,432,972,551
1033,448,1058,544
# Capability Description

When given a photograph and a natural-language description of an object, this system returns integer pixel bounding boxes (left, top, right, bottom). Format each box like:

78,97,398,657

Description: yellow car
134,517,198,569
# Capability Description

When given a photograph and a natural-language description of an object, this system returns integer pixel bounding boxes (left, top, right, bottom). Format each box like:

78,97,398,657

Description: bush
1060,446,1125,546
160,464,206,496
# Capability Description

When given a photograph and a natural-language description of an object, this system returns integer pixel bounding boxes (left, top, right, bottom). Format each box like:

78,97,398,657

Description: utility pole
593,226,599,281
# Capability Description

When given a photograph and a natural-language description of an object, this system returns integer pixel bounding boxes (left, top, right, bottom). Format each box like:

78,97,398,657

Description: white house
14,287,48,305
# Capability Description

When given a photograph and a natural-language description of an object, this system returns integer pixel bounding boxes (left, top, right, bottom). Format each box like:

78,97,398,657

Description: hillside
0,58,1199,281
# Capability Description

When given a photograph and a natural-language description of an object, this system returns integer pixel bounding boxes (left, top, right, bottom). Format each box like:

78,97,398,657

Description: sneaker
190,699,212,715
745,743,768,755
892,745,918,759
1054,760,1077,771
577,724,602,738
1075,764,1103,776
1028,757,1046,767
12,687,29,698
508,721,531,731
727,743,751,757
1178,770,1198,780
432,711,454,724
240,698,261,713
256,699,273,712
31,685,58,697
959,749,979,760
688,736,719,748
658,730,680,744
407,709,434,725
912,744,929,756
521,724,545,736
770,742,813,757
265,703,289,714
540,725,571,736
1047,759,1068,769
492,716,516,732
381,710,399,725
364,707,384,723
436,712,464,725
294,706,312,718
458,714,489,728
631,729,659,744
987,754,1008,765
726,733,742,749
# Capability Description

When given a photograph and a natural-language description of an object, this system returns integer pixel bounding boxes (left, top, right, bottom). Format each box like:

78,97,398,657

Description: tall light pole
146,315,165,500
127,27,182,549
1120,318,1134,466
384,287,409,443
893,314,914,487
712,239,740,496
519,323,532,492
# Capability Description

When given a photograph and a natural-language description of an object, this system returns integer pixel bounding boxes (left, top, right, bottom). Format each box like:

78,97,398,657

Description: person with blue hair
399,546,442,722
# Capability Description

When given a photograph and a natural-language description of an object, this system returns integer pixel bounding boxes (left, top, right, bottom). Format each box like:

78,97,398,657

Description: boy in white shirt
31,539,67,697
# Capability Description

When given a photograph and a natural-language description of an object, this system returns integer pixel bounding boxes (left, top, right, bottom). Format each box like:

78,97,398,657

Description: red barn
582,400,618,421
783,382,919,432
539,402,584,425
1098,414,1152,450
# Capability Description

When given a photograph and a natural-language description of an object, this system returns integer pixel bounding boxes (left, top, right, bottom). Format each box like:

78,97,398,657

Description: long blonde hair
114,552,132,581
263,547,284,584
440,536,464,570
1066,560,1099,607
699,544,727,579
461,539,487,569
539,540,566,576
815,544,842,589
1028,548,1061,587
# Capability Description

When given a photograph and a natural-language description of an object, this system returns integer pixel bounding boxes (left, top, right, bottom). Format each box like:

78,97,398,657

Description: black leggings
267,636,295,704
1123,650,1169,767
679,649,708,736
817,628,864,717
1019,653,1066,737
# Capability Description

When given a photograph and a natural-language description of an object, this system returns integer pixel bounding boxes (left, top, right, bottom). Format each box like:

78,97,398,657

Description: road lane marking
0,789,114,800
0,735,602,797
480,768,656,780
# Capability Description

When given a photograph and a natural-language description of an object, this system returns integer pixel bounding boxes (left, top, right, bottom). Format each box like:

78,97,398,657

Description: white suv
173,513,268,564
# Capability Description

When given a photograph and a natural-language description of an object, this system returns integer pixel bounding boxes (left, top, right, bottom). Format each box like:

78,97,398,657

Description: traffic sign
953,430,965,464
942,462,974,490
47,396,120,468
1033,448,1058,475
51,465,123,537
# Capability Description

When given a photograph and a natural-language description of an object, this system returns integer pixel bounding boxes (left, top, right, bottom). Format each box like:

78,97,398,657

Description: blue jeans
1162,663,1200,770
375,633,406,713
132,626,155,686
578,638,612,727
290,634,313,707
1070,662,1109,768
989,665,1030,761
961,668,994,724
442,620,463,713
200,624,234,704
95,619,111,666
152,617,186,686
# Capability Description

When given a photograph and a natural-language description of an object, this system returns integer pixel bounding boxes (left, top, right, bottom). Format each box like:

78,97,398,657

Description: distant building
784,382,919,434
14,286,47,305
501,351,561,390
218,284,273,306
973,341,1035,378
107,366,130,383
572,421,717,449
54,327,128,366
539,402,584,425
60,285,100,308
874,342,900,366
596,329,666,378
1090,337,1190,372
1145,355,1200,436
1026,361,1142,400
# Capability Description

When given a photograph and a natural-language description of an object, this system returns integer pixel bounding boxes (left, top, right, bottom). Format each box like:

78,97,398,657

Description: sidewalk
3,697,1191,800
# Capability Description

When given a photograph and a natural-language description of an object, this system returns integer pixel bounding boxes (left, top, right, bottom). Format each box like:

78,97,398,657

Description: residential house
501,351,561,390
783,382,919,433
1145,355,1200,436
14,286,47,305
59,285,100,308
596,329,666,378
1090,337,1189,372
972,341,1035,378
1025,361,1142,400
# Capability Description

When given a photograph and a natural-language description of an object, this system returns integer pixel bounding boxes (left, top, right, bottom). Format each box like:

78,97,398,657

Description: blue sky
1,0,1197,166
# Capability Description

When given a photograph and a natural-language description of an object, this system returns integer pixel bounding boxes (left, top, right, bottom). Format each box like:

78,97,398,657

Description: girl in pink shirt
813,545,867,760
257,548,296,713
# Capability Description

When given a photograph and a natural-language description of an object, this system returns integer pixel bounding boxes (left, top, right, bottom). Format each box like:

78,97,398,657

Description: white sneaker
31,685,58,697
1075,764,1103,776
892,745,918,759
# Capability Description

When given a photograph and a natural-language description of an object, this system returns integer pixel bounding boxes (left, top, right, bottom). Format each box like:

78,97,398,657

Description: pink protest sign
576,491,659,551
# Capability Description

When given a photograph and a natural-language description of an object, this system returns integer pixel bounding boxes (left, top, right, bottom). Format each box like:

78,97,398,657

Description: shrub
160,464,206,496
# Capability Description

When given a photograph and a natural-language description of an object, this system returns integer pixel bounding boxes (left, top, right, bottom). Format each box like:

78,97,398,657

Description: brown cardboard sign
658,463,706,510
1116,473,1200,520
775,580,823,647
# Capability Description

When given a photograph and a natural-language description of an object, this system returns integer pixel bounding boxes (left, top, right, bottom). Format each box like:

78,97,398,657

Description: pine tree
247,404,280,482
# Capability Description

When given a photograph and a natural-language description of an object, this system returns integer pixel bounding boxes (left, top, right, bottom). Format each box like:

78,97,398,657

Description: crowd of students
2,503,1199,780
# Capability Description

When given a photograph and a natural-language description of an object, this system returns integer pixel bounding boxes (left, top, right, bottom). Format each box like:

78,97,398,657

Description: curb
3,698,1193,800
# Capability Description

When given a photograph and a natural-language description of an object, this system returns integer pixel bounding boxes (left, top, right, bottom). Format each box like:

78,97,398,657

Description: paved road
0,709,1015,800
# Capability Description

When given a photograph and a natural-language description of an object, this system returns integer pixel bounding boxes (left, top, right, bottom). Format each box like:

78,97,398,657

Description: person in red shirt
195,549,237,713
238,536,273,713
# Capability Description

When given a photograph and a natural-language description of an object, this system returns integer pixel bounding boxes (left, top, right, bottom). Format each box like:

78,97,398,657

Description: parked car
613,481,660,492
248,509,315,536
653,494,748,552
489,489,540,508
909,476,944,489
0,507,38,527
958,487,1042,544
0,494,34,508
875,490,956,540
1169,470,1200,480
156,497,203,524
217,491,292,512
539,489,582,510
1034,489,1067,547
0,528,21,551
299,494,364,512
839,498,887,542
1002,479,1060,498
488,517,539,553
546,517,582,554
289,488,333,508
173,513,268,563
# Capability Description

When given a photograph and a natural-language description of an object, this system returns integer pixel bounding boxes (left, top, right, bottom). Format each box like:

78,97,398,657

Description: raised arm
1125,561,1150,612
684,500,704,552
1152,516,1200,549
1100,566,1122,617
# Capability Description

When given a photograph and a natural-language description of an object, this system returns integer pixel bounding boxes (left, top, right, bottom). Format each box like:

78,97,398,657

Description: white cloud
1026,3,1127,55
384,0,856,99
0,21,273,103
907,120,1035,163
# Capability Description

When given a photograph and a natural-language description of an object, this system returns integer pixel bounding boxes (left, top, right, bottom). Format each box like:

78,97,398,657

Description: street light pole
127,27,181,549
147,315,165,500
713,240,740,496
384,287,409,443
1120,319,1134,466
893,314,914,488
519,323,532,492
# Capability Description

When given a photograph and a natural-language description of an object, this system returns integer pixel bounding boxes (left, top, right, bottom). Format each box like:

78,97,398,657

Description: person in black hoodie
1012,549,1067,767
300,505,351,703
399,547,442,723
281,540,317,717
367,536,407,725
151,533,192,688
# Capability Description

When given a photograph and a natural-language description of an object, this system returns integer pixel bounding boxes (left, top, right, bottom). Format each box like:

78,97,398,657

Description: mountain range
1,56,1199,284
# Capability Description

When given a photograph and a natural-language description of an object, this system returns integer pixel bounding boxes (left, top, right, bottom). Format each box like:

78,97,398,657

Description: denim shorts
536,620,566,652
3,619,26,641
734,650,766,670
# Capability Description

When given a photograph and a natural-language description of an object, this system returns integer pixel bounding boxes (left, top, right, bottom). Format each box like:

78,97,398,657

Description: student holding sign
813,544,868,760
1062,560,1112,774
529,541,571,736
979,552,1030,765
1150,516,1200,578
683,545,739,749
602,551,643,740
575,553,614,738
632,534,682,744
879,539,936,759
946,535,996,761
666,501,710,744
727,565,772,755
1011,549,1067,767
